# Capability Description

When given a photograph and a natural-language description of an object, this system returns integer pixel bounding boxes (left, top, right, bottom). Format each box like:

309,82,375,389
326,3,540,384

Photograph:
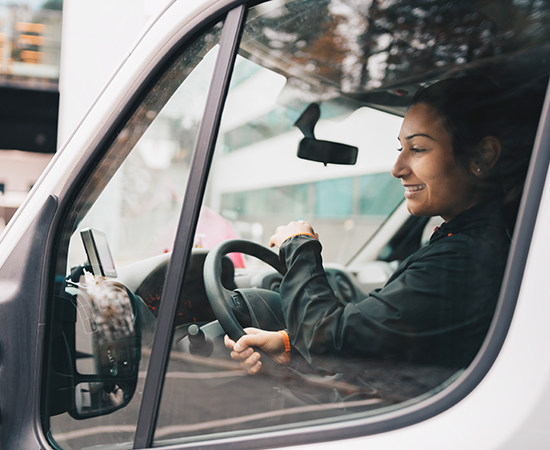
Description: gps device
80,228,118,278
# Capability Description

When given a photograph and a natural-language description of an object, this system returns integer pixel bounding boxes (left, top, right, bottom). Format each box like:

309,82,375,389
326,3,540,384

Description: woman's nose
391,151,410,179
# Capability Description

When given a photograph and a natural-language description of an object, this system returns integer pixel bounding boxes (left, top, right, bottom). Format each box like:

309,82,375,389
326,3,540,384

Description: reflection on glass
155,1,405,444
74,381,130,416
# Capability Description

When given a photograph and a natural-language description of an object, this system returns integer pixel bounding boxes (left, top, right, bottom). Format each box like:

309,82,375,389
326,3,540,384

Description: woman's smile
392,103,478,222
404,184,427,196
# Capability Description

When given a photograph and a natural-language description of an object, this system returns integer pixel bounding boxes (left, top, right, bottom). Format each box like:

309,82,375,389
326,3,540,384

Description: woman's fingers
224,334,235,350
225,332,260,364
225,328,285,374
246,359,262,375
232,329,261,351
269,220,316,248
230,346,254,361
226,336,262,374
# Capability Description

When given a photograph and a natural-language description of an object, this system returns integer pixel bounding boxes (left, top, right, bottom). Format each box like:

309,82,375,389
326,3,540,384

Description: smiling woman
394,76,523,223
227,75,540,374
394,102,476,222
398,76,535,227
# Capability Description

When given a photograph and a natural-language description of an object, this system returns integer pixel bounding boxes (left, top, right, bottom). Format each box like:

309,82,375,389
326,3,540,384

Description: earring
477,168,481,172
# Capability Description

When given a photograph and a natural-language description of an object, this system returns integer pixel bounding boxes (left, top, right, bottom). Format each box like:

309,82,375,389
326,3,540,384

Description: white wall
58,0,172,146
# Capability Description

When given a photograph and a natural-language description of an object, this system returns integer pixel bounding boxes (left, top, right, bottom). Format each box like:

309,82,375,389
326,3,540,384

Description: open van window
40,1,549,449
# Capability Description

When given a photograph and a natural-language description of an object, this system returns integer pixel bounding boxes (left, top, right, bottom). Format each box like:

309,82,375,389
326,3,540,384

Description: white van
1,1,550,449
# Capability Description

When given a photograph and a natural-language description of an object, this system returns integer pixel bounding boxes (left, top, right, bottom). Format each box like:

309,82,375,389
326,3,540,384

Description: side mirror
47,230,141,420
295,103,358,166
69,275,141,419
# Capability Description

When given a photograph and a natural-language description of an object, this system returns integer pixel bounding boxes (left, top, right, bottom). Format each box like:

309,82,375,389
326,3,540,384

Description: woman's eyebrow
404,133,436,141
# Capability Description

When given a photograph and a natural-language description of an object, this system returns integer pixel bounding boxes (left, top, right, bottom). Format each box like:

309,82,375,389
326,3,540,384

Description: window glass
314,177,354,218
44,22,223,450
154,0,547,447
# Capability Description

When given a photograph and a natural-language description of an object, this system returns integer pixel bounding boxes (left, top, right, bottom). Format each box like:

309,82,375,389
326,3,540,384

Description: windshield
203,56,405,265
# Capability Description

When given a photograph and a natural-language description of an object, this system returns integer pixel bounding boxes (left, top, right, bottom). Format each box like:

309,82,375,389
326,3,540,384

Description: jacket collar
429,200,504,243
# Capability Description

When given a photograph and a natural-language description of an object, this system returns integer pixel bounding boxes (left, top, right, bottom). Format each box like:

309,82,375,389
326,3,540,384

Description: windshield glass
203,55,405,265
197,0,550,266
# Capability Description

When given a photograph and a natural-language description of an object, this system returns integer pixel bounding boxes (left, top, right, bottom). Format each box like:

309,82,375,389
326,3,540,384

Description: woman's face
392,103,478,222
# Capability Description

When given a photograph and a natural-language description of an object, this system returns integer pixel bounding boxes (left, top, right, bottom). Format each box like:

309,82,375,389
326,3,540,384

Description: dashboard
116,246,393,331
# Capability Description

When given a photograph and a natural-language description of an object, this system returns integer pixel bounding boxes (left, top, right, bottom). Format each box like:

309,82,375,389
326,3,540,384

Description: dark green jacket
279,202,510,369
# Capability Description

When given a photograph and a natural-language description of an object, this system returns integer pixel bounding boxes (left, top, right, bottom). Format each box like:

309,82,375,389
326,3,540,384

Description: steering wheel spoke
227,290,252,328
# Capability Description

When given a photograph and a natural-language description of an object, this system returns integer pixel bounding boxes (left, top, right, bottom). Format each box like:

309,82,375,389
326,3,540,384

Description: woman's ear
470,136,502,175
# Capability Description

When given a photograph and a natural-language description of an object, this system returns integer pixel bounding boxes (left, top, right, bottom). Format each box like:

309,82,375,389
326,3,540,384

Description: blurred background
0,0,170,231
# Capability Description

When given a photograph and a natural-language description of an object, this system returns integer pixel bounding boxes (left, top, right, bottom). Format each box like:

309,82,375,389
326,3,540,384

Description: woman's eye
396,146,426,153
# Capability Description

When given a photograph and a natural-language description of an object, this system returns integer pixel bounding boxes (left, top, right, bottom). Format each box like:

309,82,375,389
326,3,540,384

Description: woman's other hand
269,220,318,249
224,327,285,374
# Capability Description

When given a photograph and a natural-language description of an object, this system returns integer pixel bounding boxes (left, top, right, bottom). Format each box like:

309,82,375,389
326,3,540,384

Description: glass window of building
0,0,61,85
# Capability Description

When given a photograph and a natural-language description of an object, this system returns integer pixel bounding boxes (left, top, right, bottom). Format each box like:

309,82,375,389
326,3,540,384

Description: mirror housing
297,137,358,166
48,274,141,420
294,103,358,166
70,277,141,419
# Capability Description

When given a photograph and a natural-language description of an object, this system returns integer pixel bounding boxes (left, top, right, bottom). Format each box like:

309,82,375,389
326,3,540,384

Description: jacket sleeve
278,233,504,368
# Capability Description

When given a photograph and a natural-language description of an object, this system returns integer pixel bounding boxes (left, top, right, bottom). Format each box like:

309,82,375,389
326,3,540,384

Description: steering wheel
203,239,286,341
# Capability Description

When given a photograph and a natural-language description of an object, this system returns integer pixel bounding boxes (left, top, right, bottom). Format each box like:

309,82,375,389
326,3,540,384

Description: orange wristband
278,330,291,366
282,232,318,245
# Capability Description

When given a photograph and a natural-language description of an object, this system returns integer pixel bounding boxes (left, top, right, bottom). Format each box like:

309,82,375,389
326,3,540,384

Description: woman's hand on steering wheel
269,220,318,249
224,327,285,375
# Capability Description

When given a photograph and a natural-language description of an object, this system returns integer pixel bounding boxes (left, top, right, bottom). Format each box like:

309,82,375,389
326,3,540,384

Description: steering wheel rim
204,239,286,341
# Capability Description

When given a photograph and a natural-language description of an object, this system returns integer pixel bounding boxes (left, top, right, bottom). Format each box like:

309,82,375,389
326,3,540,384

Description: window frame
40,0,550,449
133,5,248,448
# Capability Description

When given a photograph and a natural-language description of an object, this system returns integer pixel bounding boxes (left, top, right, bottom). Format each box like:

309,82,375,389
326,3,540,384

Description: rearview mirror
295,103,358,166
297,137,358,165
